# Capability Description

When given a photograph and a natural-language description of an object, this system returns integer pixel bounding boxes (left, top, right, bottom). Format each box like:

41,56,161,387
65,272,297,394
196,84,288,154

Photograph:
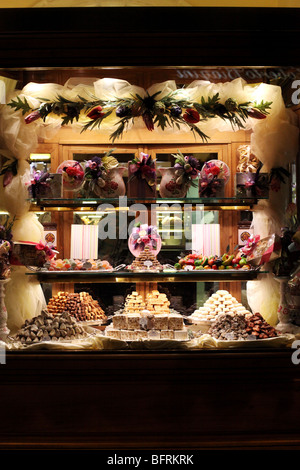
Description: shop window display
0,72,299,351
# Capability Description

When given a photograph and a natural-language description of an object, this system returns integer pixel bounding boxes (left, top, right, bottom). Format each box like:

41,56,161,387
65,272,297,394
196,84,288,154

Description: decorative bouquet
29,170,62,198
128,153,156,187
35,241,56,264
269,167,291,193
56,160,84,190
236,167,269,198
129,223,161,256
172,151,200,188
240,234,261,257
199,160,230,197
128,152,156,197
235,146,269,198
83,149,121,196
10,240,56,268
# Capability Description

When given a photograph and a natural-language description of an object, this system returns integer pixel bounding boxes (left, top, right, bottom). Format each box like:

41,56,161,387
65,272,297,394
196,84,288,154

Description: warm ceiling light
30,153,51,161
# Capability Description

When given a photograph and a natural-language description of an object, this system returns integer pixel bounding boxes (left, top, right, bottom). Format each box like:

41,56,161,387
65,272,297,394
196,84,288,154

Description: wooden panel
0,350,300,450
44,127,251,146
0,8,299,69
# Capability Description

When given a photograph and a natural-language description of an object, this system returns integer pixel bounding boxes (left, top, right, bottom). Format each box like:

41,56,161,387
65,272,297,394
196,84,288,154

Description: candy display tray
25,268,266,284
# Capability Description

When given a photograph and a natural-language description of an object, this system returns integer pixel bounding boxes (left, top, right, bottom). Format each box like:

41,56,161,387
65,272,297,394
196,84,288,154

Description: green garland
7,89,272,143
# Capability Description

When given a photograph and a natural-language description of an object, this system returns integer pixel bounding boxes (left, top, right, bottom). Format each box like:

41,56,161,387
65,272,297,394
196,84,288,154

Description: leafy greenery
7,88,273,143
7,96,32,115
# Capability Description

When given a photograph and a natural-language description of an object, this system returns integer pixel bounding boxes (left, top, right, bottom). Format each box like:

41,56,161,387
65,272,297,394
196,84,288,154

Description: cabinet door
61,144,142,185
58,144,145,262
148,143,241,301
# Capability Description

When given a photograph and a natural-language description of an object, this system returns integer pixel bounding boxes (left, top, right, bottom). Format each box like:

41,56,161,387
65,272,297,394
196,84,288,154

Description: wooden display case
1,5,300,451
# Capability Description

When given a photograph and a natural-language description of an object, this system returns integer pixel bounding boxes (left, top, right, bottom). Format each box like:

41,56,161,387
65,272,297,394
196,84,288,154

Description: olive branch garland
7,89,272,143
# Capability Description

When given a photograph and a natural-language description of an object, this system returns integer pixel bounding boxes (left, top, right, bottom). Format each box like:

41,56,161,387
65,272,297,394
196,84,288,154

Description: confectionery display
208,311,278,341
235,146,269,199
105,290,188,341
174,252,251,271
10,241,55,268
47,291,107,323
243,233,281,267
56,160,84,190
145,290,170,314
208,312,250,341
1,118,295,350
15,310,87,344
128,224,162,257
123,290,145,313
127,245,163,272
45,258,113,271
189,289,251,332
244,312,278,339
236,145,261,173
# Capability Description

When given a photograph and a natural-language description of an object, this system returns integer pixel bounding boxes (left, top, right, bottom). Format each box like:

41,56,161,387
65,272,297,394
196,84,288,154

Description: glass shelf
29,196,266,211
26,269,266,283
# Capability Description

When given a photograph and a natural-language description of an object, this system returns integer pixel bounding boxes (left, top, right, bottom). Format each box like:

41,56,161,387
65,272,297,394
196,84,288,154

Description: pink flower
35,242,46,251
25,110,41,124
87,160,98,170
140,152,150,164
130,163,138,173
3,171,13,187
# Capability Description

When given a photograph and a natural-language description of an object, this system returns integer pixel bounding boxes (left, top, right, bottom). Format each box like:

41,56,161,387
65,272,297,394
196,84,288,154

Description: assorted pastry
190,289,251,327
105,290,189,341
44,258,113,271
126,245,163,272
47,291,107,323
12,287,281,346
15,310,87,345
189,289,279,340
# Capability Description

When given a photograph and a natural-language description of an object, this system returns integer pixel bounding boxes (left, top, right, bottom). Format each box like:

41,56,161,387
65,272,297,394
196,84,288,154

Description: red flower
110,181,118,190
183,109,200,124
87,106,105,120
247,108,267,119
166,181,176,191
65,166,79,177
270,176,281,192
205,165,220,176
142,112,154,131
141,165,155,178
25,110,41,124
